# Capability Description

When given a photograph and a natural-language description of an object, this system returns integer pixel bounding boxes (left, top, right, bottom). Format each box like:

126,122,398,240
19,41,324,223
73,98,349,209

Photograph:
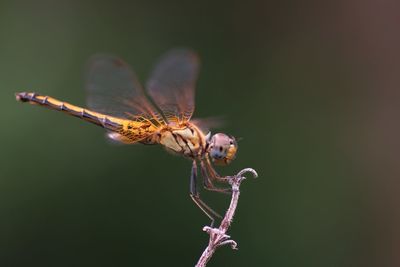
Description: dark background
1,0,400,266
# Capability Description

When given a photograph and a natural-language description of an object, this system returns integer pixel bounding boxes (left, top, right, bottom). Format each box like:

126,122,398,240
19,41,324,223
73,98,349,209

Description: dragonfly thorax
157,124,205,158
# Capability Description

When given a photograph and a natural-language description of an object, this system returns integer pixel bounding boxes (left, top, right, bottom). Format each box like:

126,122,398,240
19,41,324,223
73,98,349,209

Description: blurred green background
2,0,399,266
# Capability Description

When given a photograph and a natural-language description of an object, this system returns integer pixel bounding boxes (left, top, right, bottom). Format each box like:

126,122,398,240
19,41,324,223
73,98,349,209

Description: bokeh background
1,0,399,266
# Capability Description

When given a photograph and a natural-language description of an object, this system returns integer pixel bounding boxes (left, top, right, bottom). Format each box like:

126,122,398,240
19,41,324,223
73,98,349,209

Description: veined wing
146,49,199,124
86,54,165,127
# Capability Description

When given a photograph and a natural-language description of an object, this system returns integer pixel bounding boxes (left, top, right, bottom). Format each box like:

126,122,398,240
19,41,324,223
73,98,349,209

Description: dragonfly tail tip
15,92,27,102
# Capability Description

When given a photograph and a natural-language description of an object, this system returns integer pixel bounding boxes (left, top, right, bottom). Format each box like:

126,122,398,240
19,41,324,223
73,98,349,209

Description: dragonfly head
206,133,238,165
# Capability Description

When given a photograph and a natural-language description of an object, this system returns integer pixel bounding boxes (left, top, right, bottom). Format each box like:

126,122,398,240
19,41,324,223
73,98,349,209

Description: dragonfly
15,49,238,223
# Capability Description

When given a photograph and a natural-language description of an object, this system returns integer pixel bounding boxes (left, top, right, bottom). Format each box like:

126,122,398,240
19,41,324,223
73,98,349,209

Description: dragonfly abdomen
16,92,123,131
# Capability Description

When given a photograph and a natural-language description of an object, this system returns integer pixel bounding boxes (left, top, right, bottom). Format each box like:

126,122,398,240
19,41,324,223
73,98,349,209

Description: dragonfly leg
204,155,229,182
190,160,222,226
200,160,231,195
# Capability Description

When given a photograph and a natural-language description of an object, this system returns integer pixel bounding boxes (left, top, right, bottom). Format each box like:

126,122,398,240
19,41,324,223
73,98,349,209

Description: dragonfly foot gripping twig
195,168,258,267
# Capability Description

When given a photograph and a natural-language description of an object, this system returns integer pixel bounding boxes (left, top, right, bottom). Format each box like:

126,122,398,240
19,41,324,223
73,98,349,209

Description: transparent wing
86,54,165,126
191,117,225,134
146,49,199,124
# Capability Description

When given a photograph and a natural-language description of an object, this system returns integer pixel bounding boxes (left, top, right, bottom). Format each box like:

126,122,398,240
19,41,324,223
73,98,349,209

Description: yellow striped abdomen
16,92,158,143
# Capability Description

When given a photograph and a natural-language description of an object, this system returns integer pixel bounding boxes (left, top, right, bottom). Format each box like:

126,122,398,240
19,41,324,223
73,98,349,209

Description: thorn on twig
219,240,238,250
236,168,258,179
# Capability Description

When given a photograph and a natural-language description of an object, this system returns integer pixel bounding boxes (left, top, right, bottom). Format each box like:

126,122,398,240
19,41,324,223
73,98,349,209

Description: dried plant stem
195,168,258,267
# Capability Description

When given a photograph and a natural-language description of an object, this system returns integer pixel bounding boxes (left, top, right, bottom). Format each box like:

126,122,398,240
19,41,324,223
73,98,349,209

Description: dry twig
195,168,258,267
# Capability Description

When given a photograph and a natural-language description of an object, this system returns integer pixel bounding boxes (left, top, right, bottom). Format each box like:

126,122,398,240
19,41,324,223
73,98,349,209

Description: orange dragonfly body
16,49,238,223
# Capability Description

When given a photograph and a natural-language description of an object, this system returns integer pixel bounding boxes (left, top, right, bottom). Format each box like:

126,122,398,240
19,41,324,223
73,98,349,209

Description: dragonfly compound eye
208,133,238,165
